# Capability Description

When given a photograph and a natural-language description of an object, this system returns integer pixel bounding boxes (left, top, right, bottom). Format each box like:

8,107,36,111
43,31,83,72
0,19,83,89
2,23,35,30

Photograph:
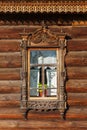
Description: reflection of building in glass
30,50,57,97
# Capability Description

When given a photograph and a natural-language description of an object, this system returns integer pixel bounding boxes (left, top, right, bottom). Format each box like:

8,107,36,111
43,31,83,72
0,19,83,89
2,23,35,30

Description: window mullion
42,65,45,97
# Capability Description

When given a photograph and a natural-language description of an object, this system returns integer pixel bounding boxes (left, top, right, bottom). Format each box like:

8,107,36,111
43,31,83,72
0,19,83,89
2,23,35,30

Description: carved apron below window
20,25,68,120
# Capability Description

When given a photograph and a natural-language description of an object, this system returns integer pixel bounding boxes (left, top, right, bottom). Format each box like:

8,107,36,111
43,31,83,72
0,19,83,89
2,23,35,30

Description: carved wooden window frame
20,25,67,120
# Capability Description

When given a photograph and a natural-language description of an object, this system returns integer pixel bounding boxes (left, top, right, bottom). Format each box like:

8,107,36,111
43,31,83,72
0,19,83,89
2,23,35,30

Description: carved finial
41,20,48,30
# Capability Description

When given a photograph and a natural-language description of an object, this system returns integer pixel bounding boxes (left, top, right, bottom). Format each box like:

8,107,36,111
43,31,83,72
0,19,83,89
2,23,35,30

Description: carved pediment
29,25,59,46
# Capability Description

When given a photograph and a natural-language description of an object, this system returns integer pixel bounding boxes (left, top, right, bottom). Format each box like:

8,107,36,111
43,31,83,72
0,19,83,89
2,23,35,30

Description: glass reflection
30,50,57,97
30,50,56,64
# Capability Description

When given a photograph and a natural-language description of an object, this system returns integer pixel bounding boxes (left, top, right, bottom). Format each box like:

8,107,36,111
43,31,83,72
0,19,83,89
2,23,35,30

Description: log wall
0,25,87,130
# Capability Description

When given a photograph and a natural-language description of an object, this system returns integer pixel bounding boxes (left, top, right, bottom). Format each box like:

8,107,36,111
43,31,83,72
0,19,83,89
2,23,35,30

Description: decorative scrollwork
0,1,87,13
28,100,58,110
20,25,68,120
29,26,59,45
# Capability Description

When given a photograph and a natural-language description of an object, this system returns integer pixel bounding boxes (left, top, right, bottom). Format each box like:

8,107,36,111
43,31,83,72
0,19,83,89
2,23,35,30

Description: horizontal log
68,93,87,100
0,26,36,39
0,68,20,80
0,101,20,107
0,52,21,68
67,67,87,79
68,93,87,106
0,94,20,101
0,128,86,130
51,26,87,39
66,80,87,93
0,107,87,120
0,40,20,52
0,26,86,39
67,39,87,51
0,80,20,93
0,120,87,129
0,67,87,80
72,27,87,38
66,51,87,66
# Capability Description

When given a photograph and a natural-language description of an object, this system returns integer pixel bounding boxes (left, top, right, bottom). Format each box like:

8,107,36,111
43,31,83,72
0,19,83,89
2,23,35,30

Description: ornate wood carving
20,25,68,120
28,25,59,46
0,0,87,13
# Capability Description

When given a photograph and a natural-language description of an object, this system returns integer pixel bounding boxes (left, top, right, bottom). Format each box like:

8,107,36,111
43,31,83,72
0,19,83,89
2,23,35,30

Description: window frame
20,26,67,120
28,48,59,100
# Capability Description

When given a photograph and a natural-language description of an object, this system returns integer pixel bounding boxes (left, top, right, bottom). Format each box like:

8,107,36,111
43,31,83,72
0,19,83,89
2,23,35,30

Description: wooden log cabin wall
0,0,87,129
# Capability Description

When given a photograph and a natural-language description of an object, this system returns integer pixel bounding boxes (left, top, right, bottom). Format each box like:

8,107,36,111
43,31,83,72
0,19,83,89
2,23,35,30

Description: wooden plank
66,51,87,66
66,80,87,93
0,40,20,52
0,128,86,130
0,105,87,118
52,26,87,39
0,52,21,68
0,120,86,128
72,27,87,38
0,80,20,93
68,93,87,106
0,26,36,39
67,39,87,51
67,67,87,79
0,101,20,107
0,26,86,39
0,68,20,80
0,94,20,101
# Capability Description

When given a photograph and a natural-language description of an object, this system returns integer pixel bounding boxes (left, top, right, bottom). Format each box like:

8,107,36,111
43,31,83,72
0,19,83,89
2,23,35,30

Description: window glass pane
46,67,57,96
30,50,58,98
30,50,57,64
30,67,39,96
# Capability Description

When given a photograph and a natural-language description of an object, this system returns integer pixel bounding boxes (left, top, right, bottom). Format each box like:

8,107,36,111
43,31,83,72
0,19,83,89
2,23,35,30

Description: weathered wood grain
68,93,87,106
0,80,20,93
0,94,20,101
66,80,87,93
0,26,36,39
0,68,20,80
66,51,87,66
0,107,87,120
0,128,86,130
0,26,86,39
0,24,87,130
0,40,20,52
0,100,20,107
67,39,87,51
72,27,87,38
0,127,86,130
0,52,21,68
67,67,87,79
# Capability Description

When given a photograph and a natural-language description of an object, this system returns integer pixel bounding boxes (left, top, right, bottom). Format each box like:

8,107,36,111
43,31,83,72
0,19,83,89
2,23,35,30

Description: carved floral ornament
0,0,87,13
20,25,69,120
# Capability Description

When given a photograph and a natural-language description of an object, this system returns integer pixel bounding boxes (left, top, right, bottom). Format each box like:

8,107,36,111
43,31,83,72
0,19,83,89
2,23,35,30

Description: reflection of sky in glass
30,50,57,64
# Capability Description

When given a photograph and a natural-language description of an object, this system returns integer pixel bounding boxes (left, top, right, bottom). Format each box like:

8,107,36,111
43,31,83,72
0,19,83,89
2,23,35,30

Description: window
29,49,58,98
20,25,67,120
